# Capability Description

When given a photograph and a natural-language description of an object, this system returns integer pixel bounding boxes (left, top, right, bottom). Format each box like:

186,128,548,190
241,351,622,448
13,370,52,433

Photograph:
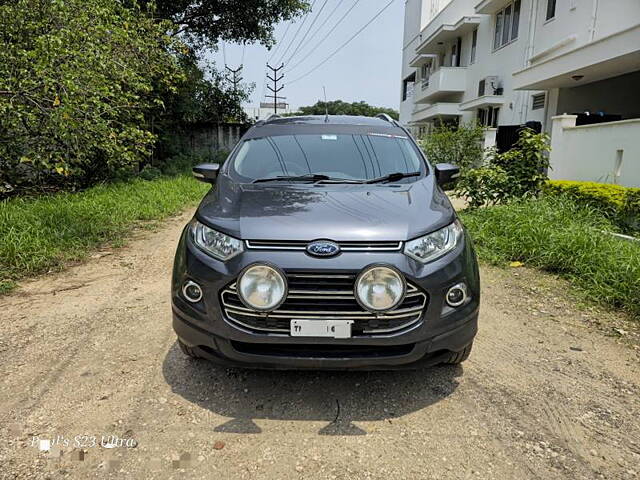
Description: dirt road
1,209,639,479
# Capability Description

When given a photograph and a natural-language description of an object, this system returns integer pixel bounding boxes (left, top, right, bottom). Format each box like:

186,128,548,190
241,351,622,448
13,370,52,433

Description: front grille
220,273,427,336
245,240,402,251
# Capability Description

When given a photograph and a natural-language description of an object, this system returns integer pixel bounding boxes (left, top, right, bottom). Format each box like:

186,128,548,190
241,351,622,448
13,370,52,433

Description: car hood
196,175,455,242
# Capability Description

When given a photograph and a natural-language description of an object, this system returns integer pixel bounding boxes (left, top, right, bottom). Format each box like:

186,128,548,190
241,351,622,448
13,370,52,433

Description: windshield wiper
364,171,421,184
253,174,360,184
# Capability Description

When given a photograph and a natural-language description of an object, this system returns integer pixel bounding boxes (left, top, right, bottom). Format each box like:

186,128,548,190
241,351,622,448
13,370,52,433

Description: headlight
354,265,406,312
404,220,463,263
190,220,243,261
237,264,287,311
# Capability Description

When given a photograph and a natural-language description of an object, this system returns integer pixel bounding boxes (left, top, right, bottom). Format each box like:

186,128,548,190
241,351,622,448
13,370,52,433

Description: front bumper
171,225,480,370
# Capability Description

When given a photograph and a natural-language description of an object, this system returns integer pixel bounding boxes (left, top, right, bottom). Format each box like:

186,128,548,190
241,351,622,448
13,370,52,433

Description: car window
232,134,423,181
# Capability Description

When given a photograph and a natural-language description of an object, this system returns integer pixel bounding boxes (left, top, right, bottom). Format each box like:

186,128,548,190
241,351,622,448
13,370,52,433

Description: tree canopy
1,0,308,196
0,0,183,193
293,100,399,120
146,0,310,48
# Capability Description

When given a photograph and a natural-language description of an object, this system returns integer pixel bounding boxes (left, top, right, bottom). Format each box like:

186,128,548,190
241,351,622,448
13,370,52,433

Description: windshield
230,133,425,182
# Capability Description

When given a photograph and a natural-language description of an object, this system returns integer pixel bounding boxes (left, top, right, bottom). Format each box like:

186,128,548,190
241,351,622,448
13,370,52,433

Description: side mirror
435,163,460,190
192,163,220,184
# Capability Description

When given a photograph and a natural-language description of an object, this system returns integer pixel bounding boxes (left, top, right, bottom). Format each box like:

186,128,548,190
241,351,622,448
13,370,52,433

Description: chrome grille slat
245,240,403,252
221,273,427,336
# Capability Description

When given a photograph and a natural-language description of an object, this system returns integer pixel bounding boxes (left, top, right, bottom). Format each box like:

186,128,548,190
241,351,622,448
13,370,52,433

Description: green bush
0,174,208,293
543,180,640,233
419,123,485,170
460,195,640,318
455,128,551,208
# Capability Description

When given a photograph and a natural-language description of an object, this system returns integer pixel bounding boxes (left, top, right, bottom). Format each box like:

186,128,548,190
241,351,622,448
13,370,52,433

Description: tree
144,0,310,48
292,100,399,120
0,0,184,194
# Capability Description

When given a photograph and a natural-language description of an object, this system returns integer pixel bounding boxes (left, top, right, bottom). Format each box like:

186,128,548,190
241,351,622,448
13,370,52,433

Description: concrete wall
549,115,640,187
165,123,250,160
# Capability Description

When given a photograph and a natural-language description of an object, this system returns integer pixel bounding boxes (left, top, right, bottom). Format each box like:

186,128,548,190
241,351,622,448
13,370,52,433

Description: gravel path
1,209,639,479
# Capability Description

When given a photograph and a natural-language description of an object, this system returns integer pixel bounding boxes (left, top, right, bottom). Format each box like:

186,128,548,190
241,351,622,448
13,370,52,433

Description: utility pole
225,65,243,91
266,63,286,115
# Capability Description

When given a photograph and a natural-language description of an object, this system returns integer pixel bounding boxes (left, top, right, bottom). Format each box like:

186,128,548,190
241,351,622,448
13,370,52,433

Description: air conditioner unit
478,76,500,96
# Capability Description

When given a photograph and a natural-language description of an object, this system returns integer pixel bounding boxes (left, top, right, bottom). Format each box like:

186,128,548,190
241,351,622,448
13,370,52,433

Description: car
171,114,479,370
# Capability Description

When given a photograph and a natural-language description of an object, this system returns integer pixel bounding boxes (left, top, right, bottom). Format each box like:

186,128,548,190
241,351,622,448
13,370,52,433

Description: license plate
290,319,353,338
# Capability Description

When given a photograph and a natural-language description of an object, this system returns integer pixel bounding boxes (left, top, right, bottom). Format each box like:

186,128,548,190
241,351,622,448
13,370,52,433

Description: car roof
244,114,408,139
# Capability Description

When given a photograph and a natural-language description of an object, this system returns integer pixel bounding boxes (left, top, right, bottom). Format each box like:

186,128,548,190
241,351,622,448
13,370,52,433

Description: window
470,28,478,64
511,1,521,40
232,134,423,182
546,0,556,20
402,73,416,101
420,62,431,88
532,93,546,110
477,107,500,128
494,1,521,49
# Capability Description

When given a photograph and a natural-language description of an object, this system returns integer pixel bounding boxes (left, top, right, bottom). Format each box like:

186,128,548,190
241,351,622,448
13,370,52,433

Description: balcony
411,103,462,123
414,67,467,104
415,15,482,55
459,94,505,111
475,0,511,14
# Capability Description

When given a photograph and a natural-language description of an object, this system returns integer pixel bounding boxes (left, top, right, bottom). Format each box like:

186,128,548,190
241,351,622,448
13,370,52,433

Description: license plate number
290,319,353,338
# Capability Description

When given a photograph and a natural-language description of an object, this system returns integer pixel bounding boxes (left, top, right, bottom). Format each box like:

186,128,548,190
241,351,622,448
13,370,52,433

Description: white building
400,0,640,186
244,102,292,121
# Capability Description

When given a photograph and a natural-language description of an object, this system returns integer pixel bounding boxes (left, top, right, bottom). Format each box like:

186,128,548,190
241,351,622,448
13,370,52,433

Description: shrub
454,128,550,207
419,123,486,170
543,180,640,233
460,195,640,318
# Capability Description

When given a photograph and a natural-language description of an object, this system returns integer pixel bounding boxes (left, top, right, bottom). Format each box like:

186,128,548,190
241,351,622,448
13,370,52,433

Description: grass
460,195,640,319
0,174,208,293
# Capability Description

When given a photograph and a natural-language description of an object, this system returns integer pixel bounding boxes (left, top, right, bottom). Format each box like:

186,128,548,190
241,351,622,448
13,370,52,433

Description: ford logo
306,240,341,257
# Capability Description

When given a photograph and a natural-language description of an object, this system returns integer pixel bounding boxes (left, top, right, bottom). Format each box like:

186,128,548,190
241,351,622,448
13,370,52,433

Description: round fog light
182,280,203,303
354,265,406,312
237,263,287,311
446,283,468,307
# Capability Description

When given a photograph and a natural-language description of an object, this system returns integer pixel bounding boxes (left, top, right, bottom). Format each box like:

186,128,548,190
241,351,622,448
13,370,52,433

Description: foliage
144,0,310,49
456,128,550,208
291,100,399,120
0,0,184,196
419,123,485,170
455,166,511,208
0,174,208,293
543,180,640,234
461,195,640,318
490,128,551,198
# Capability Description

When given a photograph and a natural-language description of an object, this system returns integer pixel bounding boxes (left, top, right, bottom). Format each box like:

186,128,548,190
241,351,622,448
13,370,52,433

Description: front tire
178,339,200,358
444,342,473,364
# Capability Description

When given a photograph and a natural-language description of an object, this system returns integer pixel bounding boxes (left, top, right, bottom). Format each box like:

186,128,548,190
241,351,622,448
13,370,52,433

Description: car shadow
162,342,462,436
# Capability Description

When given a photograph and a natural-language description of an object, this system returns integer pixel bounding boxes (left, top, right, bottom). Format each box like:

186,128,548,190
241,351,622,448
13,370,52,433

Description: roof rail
375,113,395,123
265,114,281,123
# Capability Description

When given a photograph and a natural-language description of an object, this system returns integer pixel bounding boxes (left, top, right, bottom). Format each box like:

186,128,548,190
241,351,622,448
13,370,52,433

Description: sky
204,0,405,112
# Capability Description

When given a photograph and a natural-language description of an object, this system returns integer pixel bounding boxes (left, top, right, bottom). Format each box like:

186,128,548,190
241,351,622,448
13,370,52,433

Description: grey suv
171,114,479,369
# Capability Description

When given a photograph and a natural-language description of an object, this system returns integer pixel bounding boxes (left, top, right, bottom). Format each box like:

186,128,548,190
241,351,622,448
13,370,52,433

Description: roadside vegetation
1,0,309,198
422,123,639,318
0,175,208,294
461,196,640,318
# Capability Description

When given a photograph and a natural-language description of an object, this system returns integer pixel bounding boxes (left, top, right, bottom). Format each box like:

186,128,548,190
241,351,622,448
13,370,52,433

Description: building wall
530,0,640,62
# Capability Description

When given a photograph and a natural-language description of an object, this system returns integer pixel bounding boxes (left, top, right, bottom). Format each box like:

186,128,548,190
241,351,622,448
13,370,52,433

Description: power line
282,0,330,66
284,0,349,72
273,0,317,66
285,0,361,73
267,21,293,64
287,0,398,86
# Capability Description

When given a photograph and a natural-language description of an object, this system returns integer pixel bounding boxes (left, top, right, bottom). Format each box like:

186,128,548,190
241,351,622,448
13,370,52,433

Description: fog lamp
237,264,287,311
354,265,406,312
